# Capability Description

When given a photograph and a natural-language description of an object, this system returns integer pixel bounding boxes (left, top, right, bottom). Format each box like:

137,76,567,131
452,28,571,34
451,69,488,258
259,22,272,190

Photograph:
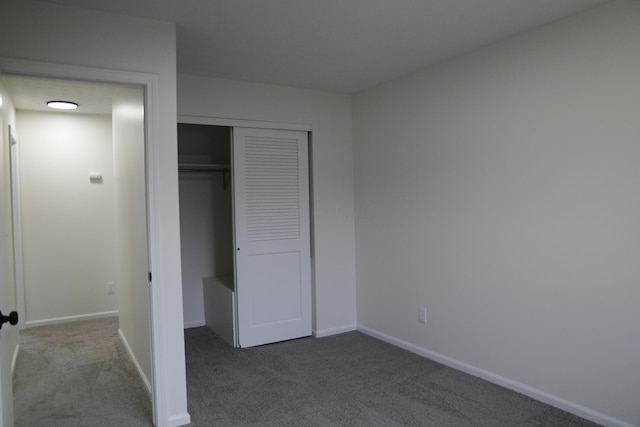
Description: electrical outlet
107,282,116,294
419,307,427,324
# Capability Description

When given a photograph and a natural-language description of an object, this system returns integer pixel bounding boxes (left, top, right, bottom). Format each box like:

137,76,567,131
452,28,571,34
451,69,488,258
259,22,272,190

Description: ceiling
2,75,123,115
4,0,610,114
38,0,610,94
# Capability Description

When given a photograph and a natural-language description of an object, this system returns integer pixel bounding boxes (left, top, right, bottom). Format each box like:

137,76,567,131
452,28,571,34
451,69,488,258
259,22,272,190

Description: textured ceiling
39,0,611,94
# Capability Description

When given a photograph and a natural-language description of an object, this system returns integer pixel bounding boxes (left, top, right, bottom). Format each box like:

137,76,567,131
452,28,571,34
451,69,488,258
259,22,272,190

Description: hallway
13,318,152,426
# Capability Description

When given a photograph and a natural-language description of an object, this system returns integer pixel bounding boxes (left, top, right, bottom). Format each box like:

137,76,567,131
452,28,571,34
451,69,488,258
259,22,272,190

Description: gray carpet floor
185,326,601,427
13,318,602,426
13,317,153,427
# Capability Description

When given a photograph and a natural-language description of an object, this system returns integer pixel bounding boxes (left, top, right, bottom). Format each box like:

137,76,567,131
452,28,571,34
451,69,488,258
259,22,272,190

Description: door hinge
148,272,152,282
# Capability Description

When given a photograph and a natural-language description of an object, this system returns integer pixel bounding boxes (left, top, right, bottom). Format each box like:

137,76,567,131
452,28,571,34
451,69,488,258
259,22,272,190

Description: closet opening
178,124,236,346
178,118,313,349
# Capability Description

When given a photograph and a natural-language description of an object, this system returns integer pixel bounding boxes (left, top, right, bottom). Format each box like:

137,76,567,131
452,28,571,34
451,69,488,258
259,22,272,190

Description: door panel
1,109,18,427
233,128,311,348
248,251,302,325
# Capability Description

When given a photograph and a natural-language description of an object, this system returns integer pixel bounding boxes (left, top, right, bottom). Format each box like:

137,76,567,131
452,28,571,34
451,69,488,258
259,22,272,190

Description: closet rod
177,163,230,172
178,163,231,190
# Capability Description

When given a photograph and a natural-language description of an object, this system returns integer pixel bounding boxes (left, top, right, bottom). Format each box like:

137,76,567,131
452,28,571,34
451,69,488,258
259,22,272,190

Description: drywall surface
113,88,152,386
177,75,357,336
0,1,188,424
179,174,233,327
353,1,640,425
16,111,116,322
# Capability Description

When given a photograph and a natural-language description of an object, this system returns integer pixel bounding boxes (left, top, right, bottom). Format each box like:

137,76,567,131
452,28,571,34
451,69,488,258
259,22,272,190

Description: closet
178,122,312,348
178,123,235,345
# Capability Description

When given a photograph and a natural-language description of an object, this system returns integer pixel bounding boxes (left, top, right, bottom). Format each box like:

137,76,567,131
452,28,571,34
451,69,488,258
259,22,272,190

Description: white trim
357,325,635,427
11,344,20,375
118,328,152,395
167,414,193,427
0,57,158,90
184,320,205,329
142,70,165,427
313,324,357,338
8,125,25,332
178,114,312,132
24,311,119,328
0,57,174,427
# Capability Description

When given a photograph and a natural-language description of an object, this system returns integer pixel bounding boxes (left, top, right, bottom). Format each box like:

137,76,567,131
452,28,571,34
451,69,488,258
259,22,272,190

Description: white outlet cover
419,307,427,324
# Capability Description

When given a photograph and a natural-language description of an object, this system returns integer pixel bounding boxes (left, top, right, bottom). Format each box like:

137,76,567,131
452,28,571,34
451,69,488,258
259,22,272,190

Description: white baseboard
357,325,635,427
24,310,119,328
313,324,357,338
167,413,192,427
183,320,205,329
118,328,152,396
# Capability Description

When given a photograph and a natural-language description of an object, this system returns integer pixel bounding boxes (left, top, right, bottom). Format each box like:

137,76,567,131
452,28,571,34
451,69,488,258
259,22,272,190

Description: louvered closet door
233,127,311,348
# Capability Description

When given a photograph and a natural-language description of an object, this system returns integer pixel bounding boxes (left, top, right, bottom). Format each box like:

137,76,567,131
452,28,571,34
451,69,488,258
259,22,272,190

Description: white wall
0,74,18,427
353,1,640,426
177,75,357,336
16,111,116,324
179,175,232,327
112,88,152,387
178,124,233,328
0,1,188,425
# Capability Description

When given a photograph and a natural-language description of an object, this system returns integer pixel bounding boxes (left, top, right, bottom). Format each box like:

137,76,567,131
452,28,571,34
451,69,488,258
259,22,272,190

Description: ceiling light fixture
47,100,78,110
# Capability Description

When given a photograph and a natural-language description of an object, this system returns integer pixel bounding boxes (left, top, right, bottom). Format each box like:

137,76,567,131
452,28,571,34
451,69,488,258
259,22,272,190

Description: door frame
0,57,166,426
178,115,311,133
8,125,23,335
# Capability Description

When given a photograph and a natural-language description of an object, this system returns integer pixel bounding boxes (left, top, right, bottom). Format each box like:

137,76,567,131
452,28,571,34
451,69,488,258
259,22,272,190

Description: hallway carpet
13,317,152,427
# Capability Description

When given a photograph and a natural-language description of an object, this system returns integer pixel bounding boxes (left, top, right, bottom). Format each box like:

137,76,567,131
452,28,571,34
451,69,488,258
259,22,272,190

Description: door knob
0,311,18,329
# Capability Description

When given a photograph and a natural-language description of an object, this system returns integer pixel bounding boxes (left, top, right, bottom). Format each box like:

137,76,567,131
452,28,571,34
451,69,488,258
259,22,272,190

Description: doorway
0,72,154,425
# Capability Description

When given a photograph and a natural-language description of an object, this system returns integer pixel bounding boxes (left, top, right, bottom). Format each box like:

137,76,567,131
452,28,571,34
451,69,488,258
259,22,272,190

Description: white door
1,121,18,427
0,254,16,427
0,304,15,427
233,127,311,348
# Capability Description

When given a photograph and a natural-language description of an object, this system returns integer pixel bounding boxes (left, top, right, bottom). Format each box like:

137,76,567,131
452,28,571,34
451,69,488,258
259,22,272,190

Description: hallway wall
16,110,116,324
112,88,152,386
